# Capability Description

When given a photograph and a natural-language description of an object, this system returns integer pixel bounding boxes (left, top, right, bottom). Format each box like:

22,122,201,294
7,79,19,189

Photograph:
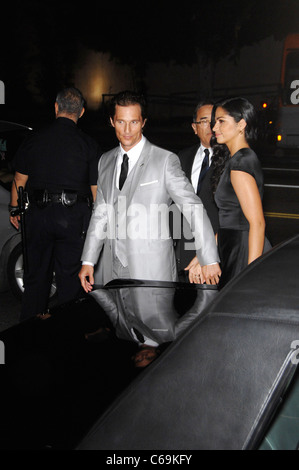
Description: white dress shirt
190,145,217,267
116,135,146,189
191,145,213,192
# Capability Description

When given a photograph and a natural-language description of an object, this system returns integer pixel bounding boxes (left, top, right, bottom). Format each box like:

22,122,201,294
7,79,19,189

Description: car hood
0,121,32,132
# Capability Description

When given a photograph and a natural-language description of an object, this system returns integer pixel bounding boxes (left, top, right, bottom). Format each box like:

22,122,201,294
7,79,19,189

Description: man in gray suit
79,91,221,366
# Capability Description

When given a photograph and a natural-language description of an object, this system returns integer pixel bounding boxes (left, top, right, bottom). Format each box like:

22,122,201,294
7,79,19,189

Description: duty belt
31,189,92,207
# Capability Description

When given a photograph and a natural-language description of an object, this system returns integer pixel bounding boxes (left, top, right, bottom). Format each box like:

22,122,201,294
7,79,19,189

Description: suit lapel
182,144,200,179
125,138,151,204
100,148,118,205
101,139,152,205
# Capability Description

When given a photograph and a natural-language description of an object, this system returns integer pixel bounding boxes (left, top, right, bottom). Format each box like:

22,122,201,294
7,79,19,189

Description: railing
102,84,281,120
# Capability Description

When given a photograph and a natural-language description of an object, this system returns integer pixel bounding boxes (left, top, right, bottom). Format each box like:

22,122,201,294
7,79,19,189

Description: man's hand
79,264,95,293
9,215,20,230
9,171,28,230
185,256,204,284
201,263,221,285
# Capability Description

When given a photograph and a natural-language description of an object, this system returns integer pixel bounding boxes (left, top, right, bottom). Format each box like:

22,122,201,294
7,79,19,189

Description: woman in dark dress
212,97,271,287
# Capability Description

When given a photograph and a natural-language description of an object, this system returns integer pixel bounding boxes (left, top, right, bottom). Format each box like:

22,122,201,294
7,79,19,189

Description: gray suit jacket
81,138,219,285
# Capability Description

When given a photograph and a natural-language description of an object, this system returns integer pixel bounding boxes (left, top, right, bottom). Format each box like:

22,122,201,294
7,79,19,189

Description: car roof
0,120,33,132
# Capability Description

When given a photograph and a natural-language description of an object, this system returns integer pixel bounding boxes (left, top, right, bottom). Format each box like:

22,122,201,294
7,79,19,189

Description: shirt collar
119,135,145,160
56,116,77,127
200,144,212,153
200,144,213,161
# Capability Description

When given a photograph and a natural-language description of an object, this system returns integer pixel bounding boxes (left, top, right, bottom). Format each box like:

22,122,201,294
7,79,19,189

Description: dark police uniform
14,117,101,320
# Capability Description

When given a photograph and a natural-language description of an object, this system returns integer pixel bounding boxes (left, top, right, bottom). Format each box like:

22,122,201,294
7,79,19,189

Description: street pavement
0,295,141,449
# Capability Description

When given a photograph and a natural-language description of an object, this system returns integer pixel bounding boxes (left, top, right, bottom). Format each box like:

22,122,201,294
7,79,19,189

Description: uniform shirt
14,117,101,194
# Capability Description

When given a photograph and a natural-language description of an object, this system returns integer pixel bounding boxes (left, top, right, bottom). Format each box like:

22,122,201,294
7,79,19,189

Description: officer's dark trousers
20,201,91,321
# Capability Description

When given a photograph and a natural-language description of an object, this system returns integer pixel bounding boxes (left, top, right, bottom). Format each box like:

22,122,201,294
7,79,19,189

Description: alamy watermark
290,80,299,104
0,340,4,365
0,80,4,104
291,340,299,365
91,198,205,251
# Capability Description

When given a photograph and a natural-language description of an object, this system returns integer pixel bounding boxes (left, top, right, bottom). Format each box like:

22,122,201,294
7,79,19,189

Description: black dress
214,148,271,288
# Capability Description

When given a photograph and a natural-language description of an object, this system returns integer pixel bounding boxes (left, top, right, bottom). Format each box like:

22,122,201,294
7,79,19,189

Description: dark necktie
196,148,209,194
119,153,129,190
133,327,145,343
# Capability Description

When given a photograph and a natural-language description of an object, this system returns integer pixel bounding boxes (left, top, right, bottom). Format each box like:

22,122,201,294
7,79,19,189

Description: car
0,235,299,450
0,120,56,300
0,120,33,189
77,235,299,451
0,182,23,295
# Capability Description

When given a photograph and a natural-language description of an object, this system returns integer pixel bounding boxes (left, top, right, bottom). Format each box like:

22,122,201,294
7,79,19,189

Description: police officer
9,87,102,321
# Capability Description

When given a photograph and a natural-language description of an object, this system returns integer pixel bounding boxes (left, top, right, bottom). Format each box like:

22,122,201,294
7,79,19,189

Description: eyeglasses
193,119,211,127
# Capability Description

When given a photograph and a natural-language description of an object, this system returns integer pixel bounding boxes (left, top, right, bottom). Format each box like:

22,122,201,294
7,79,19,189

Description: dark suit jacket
174,144,219,280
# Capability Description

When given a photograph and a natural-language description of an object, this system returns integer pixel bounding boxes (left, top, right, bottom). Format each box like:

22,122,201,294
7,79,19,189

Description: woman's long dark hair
210,136,230,194
210,97,258,193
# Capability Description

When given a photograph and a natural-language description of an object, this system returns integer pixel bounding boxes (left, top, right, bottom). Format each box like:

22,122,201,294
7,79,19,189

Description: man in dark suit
175,100,219,282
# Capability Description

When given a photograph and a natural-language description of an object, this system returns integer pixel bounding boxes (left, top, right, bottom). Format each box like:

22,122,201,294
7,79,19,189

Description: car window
0,125,32,191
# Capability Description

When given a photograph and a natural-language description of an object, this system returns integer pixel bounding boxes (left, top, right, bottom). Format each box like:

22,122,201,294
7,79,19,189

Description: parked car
0,235,299,450
0,182,22,295
77,235,299,451
0,120,32,189
0,120,56,299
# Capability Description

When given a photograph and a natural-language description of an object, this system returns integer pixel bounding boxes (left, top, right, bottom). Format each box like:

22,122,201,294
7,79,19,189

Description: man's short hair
109,90,147,120
192,100,214,122
56,87,85,119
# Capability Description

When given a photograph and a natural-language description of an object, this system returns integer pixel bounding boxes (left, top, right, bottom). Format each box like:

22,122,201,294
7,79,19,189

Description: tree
1,1,80,107
78,0,299,95
1,0,299,104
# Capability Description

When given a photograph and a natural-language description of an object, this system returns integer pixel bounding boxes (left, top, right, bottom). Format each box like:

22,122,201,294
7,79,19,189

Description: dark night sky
1,0,299,113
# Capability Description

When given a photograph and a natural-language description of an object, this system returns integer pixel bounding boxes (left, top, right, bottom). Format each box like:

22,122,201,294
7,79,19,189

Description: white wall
74,47,133,110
